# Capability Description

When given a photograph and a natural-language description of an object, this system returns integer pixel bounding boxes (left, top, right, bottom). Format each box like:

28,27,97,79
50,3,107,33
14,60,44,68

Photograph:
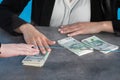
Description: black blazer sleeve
112,0,120,36
0,42,1,54
0,0,30,34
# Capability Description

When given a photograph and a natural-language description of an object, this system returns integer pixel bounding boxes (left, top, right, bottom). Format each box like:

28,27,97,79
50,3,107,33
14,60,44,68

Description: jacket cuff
0,43,1,54
10,15,27,35
1,15,27,36
112,20,120,36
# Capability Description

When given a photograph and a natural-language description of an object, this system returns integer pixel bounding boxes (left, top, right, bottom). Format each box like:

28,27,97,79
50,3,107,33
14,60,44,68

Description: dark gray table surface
0,27,120,80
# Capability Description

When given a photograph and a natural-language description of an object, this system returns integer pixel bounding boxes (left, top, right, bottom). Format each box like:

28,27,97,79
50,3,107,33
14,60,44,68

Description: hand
0,44,39,58
59,21,113,36
19,24,56,54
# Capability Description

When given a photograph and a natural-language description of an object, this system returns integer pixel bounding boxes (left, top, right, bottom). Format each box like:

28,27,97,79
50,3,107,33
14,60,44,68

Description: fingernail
58,29,61,31
53,41,56,44
60,31,64,33
67,34,71,36
48,49,51,52
43,51,46,54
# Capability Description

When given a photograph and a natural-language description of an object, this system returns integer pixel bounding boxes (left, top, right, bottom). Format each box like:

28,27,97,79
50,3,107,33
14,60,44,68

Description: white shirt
50,0,91,27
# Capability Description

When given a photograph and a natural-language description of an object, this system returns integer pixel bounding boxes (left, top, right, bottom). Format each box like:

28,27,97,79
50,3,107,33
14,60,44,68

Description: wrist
100,21,113,33
19,23,36,34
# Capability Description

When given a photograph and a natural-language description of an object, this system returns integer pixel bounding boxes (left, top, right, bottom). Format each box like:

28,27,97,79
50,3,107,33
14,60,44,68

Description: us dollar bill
82,36,119,54
57,37,93,56
22,52,50,67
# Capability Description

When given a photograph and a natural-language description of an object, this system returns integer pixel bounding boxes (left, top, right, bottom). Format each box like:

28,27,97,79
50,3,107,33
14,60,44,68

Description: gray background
0,27,120,80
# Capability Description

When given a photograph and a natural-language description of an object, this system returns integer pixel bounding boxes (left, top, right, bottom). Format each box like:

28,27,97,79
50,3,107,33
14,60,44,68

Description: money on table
22,36,119,67
58,36,119,56
22,52,50,67
57,37,93,56
82,36,119,54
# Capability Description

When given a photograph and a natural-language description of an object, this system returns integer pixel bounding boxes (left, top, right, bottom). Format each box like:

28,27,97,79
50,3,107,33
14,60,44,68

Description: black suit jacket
0,0,120,35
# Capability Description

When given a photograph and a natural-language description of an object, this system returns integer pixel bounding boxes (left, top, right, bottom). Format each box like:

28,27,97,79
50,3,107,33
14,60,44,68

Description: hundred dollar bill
57,37,93,56
82,36,119,54
22,52,50,67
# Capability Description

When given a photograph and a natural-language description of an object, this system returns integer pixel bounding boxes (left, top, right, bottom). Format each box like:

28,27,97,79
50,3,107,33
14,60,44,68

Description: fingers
35,37,56,54
26,38,39,50
42,39,51,52
59,24,81,34
26,37,56,54
22,25,56,54
31,39,38,47
39,37,56,53
14,44,39,56
59,26,82,36
36,38,46,54
24,49,39,56
15,39,54,56
47,39,56,45
24,44,39,55
67,30,84,36
58,22,101,36
59,27,79,34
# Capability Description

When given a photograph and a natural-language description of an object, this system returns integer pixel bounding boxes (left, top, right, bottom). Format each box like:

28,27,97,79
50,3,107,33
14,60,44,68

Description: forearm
15,23,37,34
99,21,114,33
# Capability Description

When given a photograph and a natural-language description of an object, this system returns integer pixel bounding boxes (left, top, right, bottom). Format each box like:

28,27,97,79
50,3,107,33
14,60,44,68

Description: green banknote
58,37,93,56
22,52,50,67
82,36,119,54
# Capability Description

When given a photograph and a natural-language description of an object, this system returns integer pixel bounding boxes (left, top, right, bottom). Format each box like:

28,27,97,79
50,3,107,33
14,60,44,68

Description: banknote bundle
58,37,93,56
58,36,119,56
22,36,119,67
22,52,50,67
82,36,119,54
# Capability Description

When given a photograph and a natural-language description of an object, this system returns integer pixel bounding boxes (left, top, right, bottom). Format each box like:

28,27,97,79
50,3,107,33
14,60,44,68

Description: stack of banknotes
22,36,119,67
58,37,94,56
58,36,119,56
81,36,119,54
22,52,50,67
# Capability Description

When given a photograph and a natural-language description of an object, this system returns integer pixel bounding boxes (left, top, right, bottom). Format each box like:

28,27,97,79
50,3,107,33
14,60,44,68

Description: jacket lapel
40,0,55,26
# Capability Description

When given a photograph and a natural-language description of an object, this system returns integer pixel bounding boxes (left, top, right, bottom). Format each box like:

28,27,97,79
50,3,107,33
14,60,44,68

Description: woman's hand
59,21,114,36
0,44,39,58
19,24,56,54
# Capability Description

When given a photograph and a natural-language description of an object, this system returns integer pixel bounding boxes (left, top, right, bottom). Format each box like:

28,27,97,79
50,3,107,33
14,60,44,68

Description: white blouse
50,0,91,27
